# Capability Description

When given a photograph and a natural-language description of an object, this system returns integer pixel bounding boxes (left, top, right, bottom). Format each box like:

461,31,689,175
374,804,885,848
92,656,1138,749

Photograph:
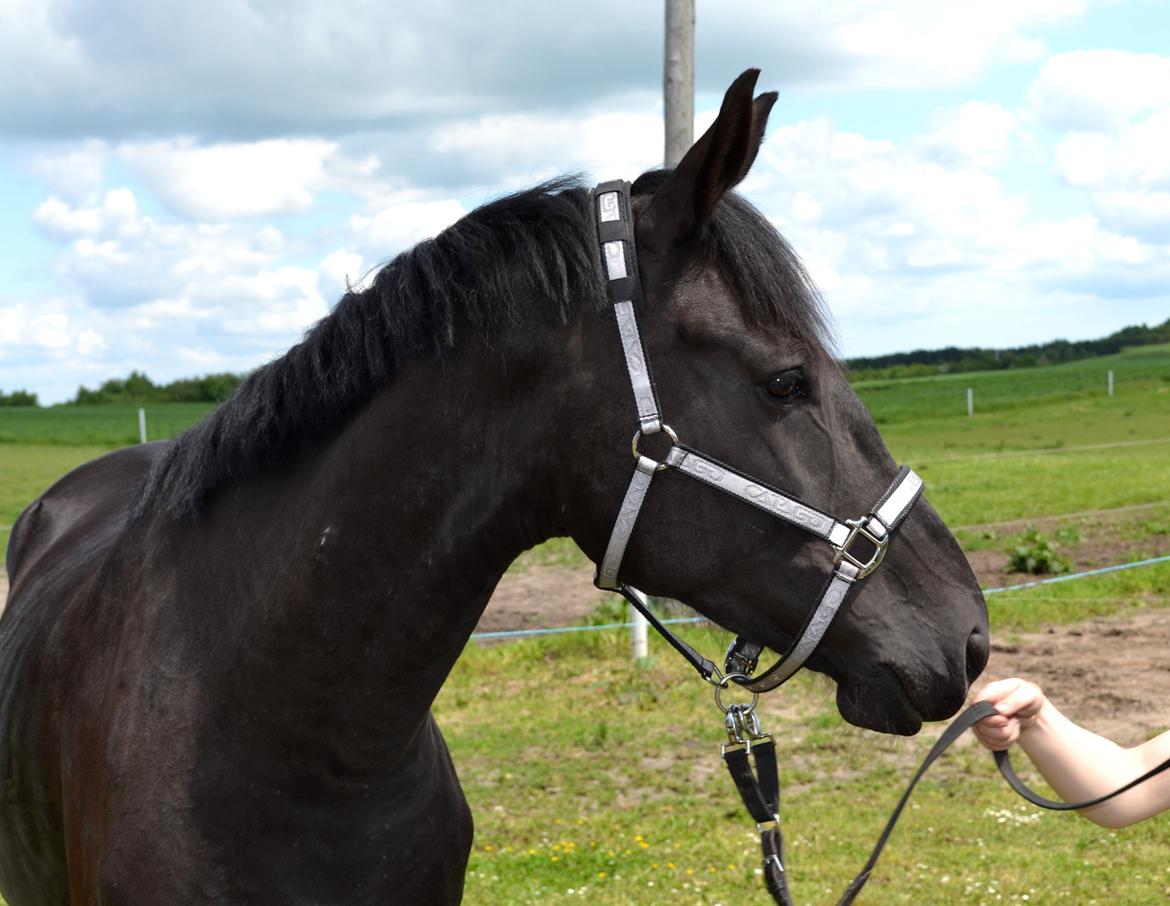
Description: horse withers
0,70,987,904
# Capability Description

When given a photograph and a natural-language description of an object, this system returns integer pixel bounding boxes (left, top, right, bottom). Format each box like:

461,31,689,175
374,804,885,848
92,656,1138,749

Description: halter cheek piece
591,179,925,692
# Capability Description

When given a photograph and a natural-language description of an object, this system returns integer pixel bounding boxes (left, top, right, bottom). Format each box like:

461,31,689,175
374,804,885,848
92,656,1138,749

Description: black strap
724,740,792,906
995,732,1170,811
834,701,998,904
616,584,719,681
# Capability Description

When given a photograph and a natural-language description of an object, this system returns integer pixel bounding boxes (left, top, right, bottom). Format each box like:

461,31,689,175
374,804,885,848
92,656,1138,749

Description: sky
1,0,1168,403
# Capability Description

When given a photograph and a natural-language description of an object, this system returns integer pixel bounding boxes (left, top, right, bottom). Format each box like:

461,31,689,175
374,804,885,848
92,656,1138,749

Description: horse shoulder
5,441,169,591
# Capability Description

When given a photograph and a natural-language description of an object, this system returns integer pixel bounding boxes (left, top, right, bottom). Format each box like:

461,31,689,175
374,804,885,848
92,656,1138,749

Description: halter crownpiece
591,179,925,693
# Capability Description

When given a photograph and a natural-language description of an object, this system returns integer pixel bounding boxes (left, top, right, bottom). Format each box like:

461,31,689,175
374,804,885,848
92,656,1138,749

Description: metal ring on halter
631,424,679,472
714,676,759,714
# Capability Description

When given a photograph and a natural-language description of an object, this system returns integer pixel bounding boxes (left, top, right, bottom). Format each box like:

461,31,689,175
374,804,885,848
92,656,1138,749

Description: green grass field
441,566,1170,905
0,401,214,446
0,349,1168,903
854,342,1170,426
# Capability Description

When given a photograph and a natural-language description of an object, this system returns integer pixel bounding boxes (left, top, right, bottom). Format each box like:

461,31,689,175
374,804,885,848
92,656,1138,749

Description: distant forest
1,317,1167,407
845,317,1170,381
0,372,243,408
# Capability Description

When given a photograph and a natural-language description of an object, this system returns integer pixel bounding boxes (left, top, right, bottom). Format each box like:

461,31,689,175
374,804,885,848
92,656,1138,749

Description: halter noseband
591,179,924,693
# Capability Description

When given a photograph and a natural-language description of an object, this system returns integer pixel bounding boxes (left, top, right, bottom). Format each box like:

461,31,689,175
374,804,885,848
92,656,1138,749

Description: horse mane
139,173,833,520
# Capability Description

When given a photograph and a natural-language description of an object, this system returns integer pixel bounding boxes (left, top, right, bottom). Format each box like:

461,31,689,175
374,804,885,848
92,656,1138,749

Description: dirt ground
3,513,1167,744
978,609,1170,745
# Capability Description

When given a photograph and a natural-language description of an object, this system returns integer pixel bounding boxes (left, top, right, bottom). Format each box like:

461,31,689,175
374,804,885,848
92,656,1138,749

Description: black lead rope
724,700,1170,905
994,735,1170,811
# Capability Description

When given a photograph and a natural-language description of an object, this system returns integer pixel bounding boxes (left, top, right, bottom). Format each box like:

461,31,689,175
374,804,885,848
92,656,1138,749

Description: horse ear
642,68,778,247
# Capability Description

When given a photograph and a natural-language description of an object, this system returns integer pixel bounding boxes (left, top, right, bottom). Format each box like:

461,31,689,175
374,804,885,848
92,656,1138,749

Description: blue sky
2,0,1168,403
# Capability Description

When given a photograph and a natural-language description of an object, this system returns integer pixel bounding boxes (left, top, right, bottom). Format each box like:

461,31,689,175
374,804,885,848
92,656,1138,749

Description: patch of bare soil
475,566,606,633
974,610,1170,746
964,506,1168,591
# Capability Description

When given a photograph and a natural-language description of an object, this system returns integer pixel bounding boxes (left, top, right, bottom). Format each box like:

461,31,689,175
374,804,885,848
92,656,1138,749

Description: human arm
975,678,1170,828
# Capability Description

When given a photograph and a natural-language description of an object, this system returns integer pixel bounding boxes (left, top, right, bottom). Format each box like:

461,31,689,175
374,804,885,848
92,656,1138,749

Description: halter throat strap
590,179,924,692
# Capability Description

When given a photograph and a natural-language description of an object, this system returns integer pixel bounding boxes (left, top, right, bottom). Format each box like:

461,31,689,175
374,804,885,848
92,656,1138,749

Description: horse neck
174,331,579,745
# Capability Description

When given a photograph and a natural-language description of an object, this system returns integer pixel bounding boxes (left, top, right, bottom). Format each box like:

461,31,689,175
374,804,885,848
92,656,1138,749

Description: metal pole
138,407,147,443
664,0,695,168
628,0,695,662
967,387,974,418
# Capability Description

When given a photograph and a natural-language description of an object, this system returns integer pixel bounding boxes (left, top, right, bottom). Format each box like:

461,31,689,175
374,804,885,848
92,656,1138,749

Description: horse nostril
966,627,990,684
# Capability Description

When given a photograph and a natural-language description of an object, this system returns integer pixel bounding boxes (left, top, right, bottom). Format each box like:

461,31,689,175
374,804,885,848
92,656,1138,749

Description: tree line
1,317,1167,406
0,371,243,407
70,371,245,405
845,317,1170,382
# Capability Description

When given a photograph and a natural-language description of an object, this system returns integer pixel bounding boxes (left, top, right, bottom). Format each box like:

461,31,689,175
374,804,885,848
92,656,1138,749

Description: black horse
0,71,987,904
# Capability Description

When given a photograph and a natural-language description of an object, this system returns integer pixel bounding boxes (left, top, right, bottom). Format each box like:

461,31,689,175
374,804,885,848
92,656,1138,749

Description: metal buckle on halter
756,813,781,834
832,515,889,579
715,677,768,752
631,423,679,472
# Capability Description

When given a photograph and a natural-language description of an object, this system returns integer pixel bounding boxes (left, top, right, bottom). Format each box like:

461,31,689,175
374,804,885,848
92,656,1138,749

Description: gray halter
591,179,924,693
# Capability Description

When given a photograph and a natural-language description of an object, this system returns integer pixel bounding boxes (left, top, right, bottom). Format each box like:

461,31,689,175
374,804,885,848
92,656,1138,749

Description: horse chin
834,675,924,737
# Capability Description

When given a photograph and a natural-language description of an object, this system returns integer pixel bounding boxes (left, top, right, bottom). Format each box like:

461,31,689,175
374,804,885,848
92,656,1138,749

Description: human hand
973,678,1047,751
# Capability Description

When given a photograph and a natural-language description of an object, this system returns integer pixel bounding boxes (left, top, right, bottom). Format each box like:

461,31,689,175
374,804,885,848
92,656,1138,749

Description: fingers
975,677,1044,719
973,713,1020,751
992,680,1045,722
975,677,1024,705
973,677,1044,751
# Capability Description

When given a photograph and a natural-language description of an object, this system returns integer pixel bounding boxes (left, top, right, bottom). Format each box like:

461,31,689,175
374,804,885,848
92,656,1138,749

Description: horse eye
765,370,805,401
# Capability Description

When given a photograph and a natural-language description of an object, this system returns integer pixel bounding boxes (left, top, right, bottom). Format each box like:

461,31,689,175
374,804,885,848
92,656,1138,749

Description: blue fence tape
471,553,1170,643
980,553,1170,594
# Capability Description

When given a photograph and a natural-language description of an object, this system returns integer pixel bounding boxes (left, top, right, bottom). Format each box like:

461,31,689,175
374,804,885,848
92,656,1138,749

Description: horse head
562,70,988,735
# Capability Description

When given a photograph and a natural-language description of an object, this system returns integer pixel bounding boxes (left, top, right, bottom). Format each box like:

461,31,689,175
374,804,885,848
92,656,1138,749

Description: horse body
1,71,988,904
1,330,590,902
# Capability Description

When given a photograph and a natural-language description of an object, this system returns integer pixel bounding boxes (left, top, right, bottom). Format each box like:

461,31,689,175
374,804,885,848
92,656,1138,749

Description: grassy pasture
854,342,1170,426
0,351,1168,903
0,401,214,446
444,561,1170,905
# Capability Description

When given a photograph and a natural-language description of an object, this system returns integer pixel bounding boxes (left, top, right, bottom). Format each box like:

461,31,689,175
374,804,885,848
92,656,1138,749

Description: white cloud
428,109,663,189
821,0,1074,86
348,196,467,262
748,117,1030,275
30,140,107,202
917,101,1028,168
0,299,107,361
6,0,1169,406
32,188,141,239
21,190,332,388
0,0,1100,141
319,248,366,290
742,110,1170,352
1055,108,1170,188
1030,50,1170,132
1048,80,1170,238
118,138,336,221
1093,190,1170,237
